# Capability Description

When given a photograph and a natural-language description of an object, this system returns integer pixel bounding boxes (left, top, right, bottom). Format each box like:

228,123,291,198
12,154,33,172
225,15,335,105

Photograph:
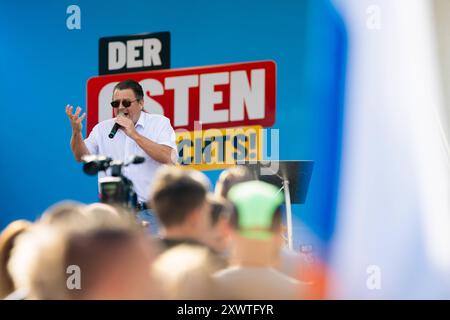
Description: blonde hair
8,223,68,299
152,245,222,299
0,220,32,298
7,203,141,299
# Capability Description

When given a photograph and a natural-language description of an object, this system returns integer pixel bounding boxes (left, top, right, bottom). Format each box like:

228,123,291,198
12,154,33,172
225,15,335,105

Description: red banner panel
86,61,276,135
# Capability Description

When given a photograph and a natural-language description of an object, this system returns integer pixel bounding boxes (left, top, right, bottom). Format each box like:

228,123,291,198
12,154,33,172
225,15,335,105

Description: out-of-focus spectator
215,166,308,282
82,203,138,229
204,194,232,255
7,203,159,299
65,228,158,299
153,244,222,299
38,201,86,225
214,166,253,198
0,220,32,299
148,166,213,251
7,223,68,299
213,180,305,299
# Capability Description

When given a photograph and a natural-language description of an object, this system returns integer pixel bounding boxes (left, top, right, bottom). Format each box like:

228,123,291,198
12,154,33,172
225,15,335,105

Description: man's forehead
113,88,136,99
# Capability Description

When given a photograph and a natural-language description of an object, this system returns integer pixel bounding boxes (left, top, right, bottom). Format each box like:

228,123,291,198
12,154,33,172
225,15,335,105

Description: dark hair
150,168,209,228
113,79,144,101
207,195,231,227
215,166,254,199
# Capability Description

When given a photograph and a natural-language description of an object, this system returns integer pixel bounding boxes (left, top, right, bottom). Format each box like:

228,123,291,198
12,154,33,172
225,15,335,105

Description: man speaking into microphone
65,79,177,230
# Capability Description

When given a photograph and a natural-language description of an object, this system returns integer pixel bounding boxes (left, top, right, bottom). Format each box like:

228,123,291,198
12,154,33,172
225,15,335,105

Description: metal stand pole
283,179,293,250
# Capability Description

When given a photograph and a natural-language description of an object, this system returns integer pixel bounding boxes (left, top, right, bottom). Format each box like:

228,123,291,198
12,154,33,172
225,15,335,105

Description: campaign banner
86,60,276,134
98,32,170,75
176,125,263,170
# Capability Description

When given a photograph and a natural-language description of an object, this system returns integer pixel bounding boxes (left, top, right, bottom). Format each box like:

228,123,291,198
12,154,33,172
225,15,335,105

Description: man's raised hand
66,105,86,133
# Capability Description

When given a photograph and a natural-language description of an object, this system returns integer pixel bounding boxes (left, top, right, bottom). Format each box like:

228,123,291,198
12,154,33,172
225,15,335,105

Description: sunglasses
110,99,139,108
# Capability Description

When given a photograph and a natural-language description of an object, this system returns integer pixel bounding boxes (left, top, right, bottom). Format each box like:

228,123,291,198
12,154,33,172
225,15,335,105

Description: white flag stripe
329,0,450,298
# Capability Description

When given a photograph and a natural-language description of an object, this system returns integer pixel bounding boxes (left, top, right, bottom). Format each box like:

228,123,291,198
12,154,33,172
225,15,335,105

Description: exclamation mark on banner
249,132,257,161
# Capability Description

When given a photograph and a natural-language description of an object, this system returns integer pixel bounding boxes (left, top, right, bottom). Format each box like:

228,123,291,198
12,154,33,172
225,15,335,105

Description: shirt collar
135,111,145,128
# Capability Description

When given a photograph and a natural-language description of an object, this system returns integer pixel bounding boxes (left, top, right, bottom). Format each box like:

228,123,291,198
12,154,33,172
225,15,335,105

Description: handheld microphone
109,112,123,139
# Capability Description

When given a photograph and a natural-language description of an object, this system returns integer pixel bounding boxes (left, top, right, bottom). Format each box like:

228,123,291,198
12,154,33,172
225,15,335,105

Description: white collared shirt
84,111,176,202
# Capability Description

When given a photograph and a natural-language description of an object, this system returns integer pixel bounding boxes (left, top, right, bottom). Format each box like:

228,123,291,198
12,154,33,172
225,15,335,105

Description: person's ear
220,218,232,237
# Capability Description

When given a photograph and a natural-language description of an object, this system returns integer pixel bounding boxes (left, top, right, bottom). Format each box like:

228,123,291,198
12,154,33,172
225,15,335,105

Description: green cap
228,180,284,240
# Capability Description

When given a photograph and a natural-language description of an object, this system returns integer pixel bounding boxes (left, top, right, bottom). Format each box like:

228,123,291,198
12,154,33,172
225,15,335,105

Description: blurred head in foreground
8,202,160,299
0,220,32,299
152,244,223,299
227,180,285,265
149,166,212,249
213,180,301,299
214,166,254,199
65,228,157,299
204,194,232,255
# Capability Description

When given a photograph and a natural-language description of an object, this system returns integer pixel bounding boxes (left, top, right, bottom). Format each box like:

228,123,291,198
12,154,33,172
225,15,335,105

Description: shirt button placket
123,135,131,177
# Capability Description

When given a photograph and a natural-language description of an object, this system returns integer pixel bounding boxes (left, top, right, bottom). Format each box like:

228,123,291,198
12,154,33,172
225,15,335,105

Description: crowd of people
0,165,319,300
